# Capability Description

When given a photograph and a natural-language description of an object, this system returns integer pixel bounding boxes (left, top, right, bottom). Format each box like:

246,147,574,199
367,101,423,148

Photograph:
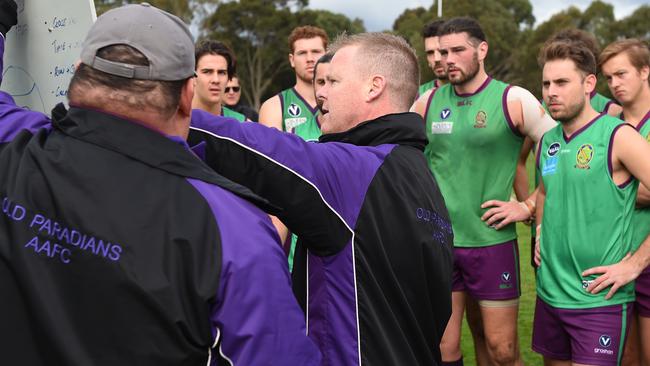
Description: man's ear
366,74,386,102
178,77,195,117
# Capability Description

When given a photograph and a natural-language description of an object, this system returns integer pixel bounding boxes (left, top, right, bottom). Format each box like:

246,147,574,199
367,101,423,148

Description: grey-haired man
0,2,319,365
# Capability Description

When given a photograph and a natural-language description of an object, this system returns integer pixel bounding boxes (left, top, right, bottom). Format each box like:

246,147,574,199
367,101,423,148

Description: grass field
459,156,543,365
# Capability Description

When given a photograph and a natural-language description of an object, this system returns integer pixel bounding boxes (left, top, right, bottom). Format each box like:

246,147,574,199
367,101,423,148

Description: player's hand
534,225,541,266
582,253,641,300
0,0,17,37
480,199,531,230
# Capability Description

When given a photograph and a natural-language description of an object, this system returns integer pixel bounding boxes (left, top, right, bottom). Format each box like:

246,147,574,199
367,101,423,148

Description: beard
551,98,585,124
433,61,448,81
448,51,479,86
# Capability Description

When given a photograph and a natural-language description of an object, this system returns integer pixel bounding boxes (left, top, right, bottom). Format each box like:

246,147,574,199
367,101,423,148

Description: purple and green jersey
536,114,637,308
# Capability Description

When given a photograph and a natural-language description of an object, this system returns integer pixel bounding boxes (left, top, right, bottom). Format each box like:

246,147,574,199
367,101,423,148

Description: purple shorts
636,266,650,317
532,297,632,366
451,240,520,300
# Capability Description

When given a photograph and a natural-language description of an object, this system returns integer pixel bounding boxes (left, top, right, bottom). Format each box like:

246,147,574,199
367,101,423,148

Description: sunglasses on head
225,86,241,93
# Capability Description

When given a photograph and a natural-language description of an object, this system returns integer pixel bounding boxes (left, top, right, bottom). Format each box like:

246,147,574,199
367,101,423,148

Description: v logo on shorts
599,335,611,348
501,272,511,282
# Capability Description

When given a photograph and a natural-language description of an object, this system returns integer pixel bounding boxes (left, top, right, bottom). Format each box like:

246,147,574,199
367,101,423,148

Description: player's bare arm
584,125,650,298
410,89,434,116
258,95,283,130
481,87,555,229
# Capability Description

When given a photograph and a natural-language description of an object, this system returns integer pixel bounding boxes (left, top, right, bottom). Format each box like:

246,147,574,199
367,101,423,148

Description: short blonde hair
600,39,650,75
329,32,419,110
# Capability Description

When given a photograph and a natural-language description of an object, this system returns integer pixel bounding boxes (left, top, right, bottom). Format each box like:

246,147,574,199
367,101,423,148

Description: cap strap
89,56,151,79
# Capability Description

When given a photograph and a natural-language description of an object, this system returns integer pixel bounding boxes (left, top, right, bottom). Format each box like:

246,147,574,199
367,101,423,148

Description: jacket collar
51,104,278,213
319,112,428,150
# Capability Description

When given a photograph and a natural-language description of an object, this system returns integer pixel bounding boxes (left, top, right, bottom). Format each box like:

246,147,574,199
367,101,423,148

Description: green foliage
392,0,535,87
201,0,365,109
94,0,196,22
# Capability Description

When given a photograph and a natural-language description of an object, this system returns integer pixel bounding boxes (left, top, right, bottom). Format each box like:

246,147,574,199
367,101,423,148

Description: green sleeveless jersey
629,111,650,249
537,114,637,308
222,106,246,122
542,92,616,114
424,78,523,247
418,79,440,97
279,88,321,142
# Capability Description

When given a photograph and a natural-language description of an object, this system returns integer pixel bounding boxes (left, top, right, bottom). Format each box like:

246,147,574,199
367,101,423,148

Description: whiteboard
1,0,96,116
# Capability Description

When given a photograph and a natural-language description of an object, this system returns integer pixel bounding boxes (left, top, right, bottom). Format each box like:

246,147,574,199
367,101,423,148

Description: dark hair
313,53,333,78
68,44,184,118
438,17,487,44
195,39,236,79
600,39,650,74
550,28,600,59
539,40,597,76
288,25,329,53
422,19,446,38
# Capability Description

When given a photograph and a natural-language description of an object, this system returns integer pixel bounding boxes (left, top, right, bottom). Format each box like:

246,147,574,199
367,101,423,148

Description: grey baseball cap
80,3,195,81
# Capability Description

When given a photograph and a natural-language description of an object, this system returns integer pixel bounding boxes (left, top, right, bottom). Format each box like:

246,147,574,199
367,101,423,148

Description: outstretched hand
480,199,531,230
582,253,642,300
0,0,17,38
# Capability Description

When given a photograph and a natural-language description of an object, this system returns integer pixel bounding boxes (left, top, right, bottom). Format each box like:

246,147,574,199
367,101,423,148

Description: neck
561,102,600,136
192,99,222,116
453,68,488,95
294,78,316,108
622,87,650,126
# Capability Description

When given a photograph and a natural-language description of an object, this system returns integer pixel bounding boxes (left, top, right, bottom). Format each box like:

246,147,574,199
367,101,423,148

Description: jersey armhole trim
608,123,635,189
278,93,286,132
423,87,439,123
535,133,544,172
502,85,524,139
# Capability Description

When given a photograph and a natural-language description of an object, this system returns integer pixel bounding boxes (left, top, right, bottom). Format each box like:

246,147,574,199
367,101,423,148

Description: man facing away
534,39,650,366
0,3,319,365
188,32,454,365
258,25,327,142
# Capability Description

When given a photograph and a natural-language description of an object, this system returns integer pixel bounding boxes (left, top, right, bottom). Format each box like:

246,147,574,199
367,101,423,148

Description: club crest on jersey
440,108,451,120
575,144,594,169
287,103,302,117
474,110,487,128
547,142,561,157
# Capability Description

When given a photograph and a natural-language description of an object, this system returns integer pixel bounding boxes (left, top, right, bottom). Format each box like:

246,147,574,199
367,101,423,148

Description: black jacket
189,111,454,365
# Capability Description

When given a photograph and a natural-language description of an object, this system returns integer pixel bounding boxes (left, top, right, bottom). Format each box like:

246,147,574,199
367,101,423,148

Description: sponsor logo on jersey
431,122,454,134
581,279,594,289
474,110,487,128
287,103,302,117
284,117,307,131
575,144,594,169
440,108,451,120
542,156,558,176
594,334,614,355
547,142,561,157
457,99,472,107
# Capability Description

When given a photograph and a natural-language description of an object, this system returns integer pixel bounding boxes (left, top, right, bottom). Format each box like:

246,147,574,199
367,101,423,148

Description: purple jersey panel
187,178,321,365
190,109,393,230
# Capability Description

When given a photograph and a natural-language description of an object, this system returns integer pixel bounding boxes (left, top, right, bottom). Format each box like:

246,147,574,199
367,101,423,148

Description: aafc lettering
24,236,71,264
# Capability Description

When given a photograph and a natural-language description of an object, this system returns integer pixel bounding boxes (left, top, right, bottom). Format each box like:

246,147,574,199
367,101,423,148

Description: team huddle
0,1,649,365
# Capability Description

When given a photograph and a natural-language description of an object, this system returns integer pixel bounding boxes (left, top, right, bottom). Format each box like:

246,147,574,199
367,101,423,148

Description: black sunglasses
225,86,241,93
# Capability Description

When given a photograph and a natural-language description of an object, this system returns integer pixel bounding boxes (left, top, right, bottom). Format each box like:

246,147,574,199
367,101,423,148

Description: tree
201,0,365,109
392,0,535,87
614,5,650,41
94,0,196,22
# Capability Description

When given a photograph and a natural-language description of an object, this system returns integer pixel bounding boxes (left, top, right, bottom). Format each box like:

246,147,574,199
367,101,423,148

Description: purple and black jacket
0,37,320,365
189,109,454,365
